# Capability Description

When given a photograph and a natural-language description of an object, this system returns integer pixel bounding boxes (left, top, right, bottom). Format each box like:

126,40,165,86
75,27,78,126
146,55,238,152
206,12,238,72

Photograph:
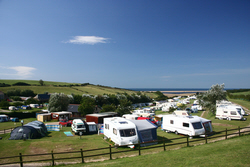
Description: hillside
0,80,157,98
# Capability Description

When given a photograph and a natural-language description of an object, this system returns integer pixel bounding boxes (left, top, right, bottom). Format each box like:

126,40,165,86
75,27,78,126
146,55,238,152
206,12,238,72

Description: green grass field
0,80,157,98
51,134,250,167
0,86,249,166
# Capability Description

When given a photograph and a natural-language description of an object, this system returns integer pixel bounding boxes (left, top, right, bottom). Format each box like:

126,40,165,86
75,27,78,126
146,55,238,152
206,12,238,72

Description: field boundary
0,126,250,167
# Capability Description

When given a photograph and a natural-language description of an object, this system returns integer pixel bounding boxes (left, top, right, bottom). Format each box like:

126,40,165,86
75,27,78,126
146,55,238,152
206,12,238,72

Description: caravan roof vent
119,121,128,124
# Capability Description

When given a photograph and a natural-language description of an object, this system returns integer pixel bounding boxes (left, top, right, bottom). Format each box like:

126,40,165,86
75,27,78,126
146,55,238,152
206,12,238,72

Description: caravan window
230,111,237,115
183,123,189,128
120,129,136,137
113,128,117,135
170,120,174,124
224,111,228,113
192,122,203,129
105,124,109,129
77,125,85,128
236,108,242,115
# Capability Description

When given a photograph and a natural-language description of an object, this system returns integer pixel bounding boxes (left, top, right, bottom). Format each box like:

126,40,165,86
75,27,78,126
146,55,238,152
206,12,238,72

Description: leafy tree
12,82,30,86
115,99,132,116
72,94,83,104
21,89,35,97
197,84,227,114
25,98,39,105
78,97,96,116
39,79,44,86
13,102,23,107
0,100,10,109
95,95,109,106
101,104,116,113
154,91,168,101
48,93,70,112
10,96,22,101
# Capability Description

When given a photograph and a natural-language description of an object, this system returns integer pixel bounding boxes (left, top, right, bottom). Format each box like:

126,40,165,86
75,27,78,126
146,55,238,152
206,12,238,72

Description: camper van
162,115,205,137
104,117,138,147
71,119,86,135
216,105,247,121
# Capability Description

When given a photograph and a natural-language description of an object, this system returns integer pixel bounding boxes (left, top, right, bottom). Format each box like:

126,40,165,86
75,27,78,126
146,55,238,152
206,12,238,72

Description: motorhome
216,105,247,121
162,115,205,137
71,119,86,135
103,117,138,147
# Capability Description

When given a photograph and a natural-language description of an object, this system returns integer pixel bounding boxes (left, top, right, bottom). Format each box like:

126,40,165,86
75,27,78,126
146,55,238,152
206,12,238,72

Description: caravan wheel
175,131,178,135
227,117,231,121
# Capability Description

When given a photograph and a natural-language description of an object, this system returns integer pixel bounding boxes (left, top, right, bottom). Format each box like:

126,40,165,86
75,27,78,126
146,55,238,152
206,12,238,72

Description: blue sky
0,0,249,89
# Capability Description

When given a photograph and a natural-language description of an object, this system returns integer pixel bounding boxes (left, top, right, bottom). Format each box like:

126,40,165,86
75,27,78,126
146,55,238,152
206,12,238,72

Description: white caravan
162,115,205,137
122,114,138,120
132,108,155,117
71,119,86,135
191,105,203,111
173,110,190,116
216,105,247,121
0,115,9,122
104,117,138,147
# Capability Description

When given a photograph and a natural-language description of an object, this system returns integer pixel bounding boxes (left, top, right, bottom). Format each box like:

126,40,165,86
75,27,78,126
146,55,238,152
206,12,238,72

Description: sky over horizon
0,0,249,89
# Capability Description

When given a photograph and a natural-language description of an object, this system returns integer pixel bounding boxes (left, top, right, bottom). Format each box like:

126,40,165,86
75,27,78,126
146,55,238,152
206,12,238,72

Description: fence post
51,151,54,166
138,141,141,156
109,145,112,160
225,128,227,140
238,126,240,136
163,138,166,151
19,153,23,167
187,136,189,147
205,133,207,144
80,149,84,163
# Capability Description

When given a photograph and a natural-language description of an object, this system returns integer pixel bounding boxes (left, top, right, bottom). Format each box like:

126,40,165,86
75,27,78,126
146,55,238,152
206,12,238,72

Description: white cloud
64,36,110,45
0,66,36,79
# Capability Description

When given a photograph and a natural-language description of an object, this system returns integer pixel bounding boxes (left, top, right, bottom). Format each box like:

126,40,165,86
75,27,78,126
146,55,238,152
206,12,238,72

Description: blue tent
130,120,158,146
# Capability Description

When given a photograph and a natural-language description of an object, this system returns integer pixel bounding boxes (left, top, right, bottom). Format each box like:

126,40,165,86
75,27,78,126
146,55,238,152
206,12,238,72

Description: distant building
67,104,81,118
34,94,50,102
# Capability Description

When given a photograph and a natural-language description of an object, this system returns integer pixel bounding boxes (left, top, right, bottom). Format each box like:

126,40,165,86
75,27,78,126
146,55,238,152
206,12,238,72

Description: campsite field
49,134,250,167
0,108,249,165
0,89,249,166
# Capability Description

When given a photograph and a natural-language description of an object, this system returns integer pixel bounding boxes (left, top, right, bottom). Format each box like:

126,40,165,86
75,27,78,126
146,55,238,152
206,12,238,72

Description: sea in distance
126,88,209,94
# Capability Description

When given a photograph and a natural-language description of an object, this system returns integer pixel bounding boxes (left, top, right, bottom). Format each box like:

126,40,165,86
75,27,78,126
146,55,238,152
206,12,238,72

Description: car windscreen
192,122,203,129
120,129,136,137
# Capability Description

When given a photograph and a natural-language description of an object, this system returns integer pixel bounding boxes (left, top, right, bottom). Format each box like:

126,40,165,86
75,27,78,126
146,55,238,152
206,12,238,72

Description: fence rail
0,126,249,167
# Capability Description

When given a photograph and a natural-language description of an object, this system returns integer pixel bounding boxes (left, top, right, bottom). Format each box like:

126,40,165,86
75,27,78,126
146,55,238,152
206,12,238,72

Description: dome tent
25,121,47,137
9,126,42,140
9,121,47,140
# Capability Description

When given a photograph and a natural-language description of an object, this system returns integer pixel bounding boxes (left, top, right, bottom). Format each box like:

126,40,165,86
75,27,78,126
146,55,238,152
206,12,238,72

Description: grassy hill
0,80,157,98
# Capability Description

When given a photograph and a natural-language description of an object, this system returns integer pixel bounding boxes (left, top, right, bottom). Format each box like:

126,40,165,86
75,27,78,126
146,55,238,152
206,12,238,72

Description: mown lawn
51,134,250,167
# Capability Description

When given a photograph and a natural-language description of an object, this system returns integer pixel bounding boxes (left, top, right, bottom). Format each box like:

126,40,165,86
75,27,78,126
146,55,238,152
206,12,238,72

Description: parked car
59,119,72,127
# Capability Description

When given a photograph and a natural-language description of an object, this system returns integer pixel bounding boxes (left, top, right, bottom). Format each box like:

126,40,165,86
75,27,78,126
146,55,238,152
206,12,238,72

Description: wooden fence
0,126,249,167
